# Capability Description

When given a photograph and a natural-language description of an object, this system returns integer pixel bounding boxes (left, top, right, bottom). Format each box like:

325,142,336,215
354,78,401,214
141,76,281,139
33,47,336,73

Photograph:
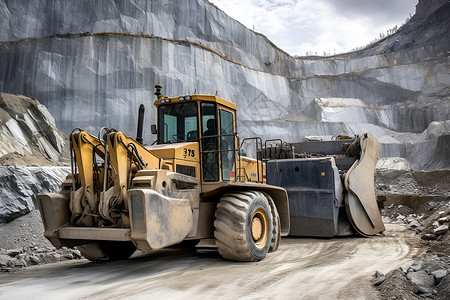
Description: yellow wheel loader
38,85,384,262
37,85,290,262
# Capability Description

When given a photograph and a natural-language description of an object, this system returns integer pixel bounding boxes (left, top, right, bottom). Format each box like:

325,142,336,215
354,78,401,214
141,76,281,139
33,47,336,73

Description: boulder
0,166,70,223
432,269,448,284
407,270,435,294
434,225,449,236
435,275,450,299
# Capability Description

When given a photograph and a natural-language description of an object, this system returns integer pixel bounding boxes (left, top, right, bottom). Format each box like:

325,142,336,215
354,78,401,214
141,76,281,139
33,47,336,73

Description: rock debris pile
375,201,450,299
375,168,450,206
0,93,71,223
0,93,69,165
419,209,450,244
381,201,450,231
0,210,82,272
0,246,83,272
374,253,450,299
0,92,77,271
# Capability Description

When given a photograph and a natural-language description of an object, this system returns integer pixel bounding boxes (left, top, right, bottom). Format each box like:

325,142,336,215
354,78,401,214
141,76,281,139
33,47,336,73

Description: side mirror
151,124,157,134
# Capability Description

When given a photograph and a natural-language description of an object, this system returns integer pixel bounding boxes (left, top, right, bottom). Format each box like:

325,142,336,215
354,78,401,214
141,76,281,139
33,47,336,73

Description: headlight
178,96,185,101
185,96,192,100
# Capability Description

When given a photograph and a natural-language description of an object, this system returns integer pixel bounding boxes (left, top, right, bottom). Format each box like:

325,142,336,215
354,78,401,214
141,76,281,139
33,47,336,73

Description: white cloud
208,0,417,56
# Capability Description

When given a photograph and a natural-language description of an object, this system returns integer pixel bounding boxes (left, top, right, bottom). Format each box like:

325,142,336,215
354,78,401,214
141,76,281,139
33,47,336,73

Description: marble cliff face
0,0,448,169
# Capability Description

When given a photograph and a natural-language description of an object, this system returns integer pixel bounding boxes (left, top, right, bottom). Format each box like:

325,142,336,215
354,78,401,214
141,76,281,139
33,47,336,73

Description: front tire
214,191,273,262
77,241,136,261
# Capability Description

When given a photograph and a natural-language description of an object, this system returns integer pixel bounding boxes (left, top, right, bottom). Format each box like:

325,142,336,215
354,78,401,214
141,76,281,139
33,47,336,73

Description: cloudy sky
208,0,418,56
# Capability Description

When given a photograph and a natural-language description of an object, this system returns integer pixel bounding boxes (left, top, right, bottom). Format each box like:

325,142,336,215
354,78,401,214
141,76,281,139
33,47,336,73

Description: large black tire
77,241,136,261
263,192,281,253
214,191,273,262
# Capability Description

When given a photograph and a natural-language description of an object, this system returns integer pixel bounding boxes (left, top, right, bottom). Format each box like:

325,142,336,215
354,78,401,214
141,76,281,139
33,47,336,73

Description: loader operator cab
154,93,237,184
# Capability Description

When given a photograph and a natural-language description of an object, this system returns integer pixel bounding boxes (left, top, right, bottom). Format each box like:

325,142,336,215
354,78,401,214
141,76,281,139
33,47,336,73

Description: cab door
200,102,219,182
219,108,236,181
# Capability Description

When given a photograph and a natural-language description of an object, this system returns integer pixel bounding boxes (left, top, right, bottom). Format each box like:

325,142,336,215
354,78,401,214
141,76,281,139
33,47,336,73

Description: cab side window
201,103,219,181
220,109,235,180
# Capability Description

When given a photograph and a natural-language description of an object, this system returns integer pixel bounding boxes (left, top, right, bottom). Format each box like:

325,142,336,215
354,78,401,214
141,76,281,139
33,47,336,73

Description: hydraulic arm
98,131,166,225
69,130,105,227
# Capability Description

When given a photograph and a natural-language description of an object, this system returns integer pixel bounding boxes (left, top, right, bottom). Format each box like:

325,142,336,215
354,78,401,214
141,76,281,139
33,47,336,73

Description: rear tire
77,241,136,261
214,191,273,262
265,193,281,253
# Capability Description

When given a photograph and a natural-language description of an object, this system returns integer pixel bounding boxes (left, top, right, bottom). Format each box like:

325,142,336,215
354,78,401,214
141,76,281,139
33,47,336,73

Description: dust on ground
0,224,422,299
2,198,450,299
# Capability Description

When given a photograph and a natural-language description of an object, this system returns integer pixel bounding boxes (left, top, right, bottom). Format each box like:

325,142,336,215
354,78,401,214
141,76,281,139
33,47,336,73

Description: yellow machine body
38,91,289,262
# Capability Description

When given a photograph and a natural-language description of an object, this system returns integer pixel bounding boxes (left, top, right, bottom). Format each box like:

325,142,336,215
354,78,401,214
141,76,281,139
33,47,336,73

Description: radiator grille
176,164,196,177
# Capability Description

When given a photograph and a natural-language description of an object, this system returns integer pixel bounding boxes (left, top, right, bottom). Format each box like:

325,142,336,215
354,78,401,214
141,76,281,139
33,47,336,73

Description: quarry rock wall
0,0,448,169
415,0,448,21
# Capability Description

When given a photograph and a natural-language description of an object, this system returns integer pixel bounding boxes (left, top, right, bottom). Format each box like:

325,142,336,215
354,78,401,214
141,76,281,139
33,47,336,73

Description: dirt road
0,224,422,299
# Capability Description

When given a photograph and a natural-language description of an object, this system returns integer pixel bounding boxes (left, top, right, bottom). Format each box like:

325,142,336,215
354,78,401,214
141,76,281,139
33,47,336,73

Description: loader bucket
127,189,194,251
266,133,384,237
36,193,70,248
266,157,344,237
344,133,385,235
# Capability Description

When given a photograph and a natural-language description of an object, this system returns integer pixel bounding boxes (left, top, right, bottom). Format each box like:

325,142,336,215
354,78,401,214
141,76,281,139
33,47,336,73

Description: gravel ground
1,166,449,299
0,224,423,299
0,210,53,250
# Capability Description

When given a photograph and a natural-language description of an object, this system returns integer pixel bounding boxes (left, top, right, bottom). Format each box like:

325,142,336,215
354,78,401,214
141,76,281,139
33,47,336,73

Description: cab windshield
157,102,198,144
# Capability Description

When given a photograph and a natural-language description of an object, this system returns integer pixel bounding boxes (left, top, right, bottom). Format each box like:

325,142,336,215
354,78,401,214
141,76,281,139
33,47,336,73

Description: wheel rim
251,208,269,249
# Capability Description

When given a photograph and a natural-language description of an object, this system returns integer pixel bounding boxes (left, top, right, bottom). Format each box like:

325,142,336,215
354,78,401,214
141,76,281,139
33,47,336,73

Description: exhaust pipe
136,104,145,144
155,84,163,100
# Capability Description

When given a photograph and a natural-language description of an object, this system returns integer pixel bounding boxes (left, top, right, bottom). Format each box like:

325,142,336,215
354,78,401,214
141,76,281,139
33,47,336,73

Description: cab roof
154,94,237,110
